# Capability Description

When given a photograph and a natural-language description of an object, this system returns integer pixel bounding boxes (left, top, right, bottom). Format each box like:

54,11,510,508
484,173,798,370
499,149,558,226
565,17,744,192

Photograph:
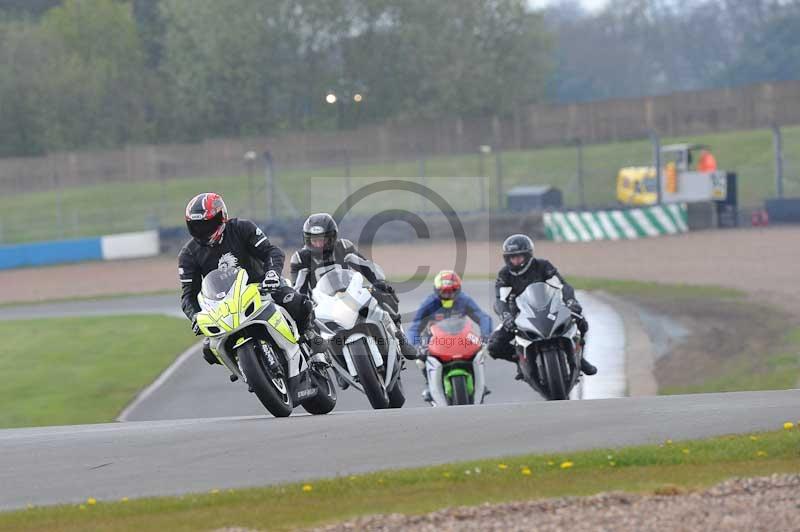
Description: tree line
1,0,799,157
0,0,549,157
545,0,800,103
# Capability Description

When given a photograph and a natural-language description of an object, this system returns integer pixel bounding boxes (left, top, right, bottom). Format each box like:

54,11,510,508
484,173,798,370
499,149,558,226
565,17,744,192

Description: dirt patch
309,474,800,532
623,295,792,393
3,227,799,306
367,226,800,315
1,227,797,390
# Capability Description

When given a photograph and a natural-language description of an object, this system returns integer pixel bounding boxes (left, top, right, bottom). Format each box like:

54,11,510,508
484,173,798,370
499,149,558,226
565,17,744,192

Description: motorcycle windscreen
201,267,242,301
515,282,562,338
315,269,361,297
429,317,481,359
432,317,471,335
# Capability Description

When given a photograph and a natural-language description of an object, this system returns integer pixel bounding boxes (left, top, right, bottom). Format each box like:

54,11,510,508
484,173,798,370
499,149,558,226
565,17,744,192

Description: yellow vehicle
617,144,716,206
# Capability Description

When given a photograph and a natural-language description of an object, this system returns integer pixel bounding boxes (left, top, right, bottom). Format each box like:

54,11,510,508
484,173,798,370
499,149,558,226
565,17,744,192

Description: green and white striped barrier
544,204,688,242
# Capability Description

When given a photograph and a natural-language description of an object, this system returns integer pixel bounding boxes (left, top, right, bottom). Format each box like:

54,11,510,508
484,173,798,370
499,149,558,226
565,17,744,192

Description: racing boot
303,328,329,357
580,358,598,376
395,329,419,360
334,372,350,390
202,338,220,365
577,334,597,375
421,388,433,403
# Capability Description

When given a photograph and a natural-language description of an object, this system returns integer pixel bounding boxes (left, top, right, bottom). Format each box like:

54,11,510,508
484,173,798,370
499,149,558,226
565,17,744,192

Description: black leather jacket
177,218,284,319
493,258,576,317
290,239,385,296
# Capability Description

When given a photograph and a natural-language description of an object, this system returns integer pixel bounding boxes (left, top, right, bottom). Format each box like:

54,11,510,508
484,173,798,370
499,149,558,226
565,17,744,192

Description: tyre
301,367,338,415
451,374,471,405
387,376,405,409
349,338,389,409
541,349,568,401
238,342,293,417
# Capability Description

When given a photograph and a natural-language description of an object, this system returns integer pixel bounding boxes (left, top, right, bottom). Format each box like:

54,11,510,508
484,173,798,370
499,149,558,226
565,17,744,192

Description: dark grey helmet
303,213,338,257
502,234,534,274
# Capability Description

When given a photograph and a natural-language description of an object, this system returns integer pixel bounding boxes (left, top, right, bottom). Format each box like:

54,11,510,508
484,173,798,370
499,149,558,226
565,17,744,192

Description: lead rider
487,234,598,378
178,193,325,365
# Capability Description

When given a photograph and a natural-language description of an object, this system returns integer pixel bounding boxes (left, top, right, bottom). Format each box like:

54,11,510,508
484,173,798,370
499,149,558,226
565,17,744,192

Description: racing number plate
711,172,727,200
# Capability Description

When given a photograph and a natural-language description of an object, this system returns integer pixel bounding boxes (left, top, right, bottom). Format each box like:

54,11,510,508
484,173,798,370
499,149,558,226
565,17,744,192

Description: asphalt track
0,285,797,510
0,282,625,419
1,390,798,510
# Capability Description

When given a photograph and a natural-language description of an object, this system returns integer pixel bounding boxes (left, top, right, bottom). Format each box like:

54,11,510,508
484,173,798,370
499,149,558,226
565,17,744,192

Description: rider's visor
309,236,329,249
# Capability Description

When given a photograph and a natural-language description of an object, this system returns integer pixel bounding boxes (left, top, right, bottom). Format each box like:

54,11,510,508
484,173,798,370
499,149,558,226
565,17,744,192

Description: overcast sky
528,0,608,12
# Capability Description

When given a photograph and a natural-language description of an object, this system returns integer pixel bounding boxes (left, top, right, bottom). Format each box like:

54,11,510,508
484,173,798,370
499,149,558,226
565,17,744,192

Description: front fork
424,351,487,406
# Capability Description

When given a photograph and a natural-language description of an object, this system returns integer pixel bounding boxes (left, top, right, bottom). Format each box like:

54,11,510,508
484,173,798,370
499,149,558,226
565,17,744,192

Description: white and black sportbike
312,268,406,409
512,278,585,401
196,267,337,417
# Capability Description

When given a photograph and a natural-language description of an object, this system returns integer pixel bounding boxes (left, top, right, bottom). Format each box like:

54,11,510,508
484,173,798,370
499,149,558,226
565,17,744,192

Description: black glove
261,270,283,292
501,312,516,332
372,280,394,294
191,314,202,336
565,299,583,315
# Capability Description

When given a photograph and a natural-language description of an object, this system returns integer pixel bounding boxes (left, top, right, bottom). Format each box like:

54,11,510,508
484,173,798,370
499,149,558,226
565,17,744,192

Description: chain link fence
0,127,793,244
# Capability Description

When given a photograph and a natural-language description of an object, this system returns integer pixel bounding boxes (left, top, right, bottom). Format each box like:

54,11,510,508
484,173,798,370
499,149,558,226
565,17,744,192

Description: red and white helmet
185,192,228,246
433,270,462,307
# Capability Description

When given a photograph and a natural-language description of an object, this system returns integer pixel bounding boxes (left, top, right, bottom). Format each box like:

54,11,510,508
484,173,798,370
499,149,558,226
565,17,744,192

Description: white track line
116,342,202,422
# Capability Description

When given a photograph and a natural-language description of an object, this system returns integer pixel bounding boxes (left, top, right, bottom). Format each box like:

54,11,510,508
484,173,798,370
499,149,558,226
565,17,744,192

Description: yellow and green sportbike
195,267,336,417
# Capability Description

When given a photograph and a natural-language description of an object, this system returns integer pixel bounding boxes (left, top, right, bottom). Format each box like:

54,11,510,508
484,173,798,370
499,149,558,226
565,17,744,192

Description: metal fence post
576,138,586,209
264,150,275,219
158,163,167,228
54,170,65,238
773,124,784,198
478,145,490,212
495,148,504,211
650,131,662,204
305,177,311,215
244,151,256,218
418,146,427,213
343,149,352,213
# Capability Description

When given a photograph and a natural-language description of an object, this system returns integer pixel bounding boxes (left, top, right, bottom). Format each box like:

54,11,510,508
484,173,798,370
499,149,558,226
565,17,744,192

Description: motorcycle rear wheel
301,367,338,415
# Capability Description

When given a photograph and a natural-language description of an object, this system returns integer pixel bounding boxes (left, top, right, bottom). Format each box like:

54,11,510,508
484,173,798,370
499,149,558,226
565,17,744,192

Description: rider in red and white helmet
409,270,494,402
179,193,326,365
184,192,229,246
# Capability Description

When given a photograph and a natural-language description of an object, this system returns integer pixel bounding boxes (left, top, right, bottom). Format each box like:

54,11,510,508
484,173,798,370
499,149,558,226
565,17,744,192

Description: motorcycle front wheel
451,374,471,405
541,348,569,401
238,342,293,417
350,338,390,409
387,376,405,409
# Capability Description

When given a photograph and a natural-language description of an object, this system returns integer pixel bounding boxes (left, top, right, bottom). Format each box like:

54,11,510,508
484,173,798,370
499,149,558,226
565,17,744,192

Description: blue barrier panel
0,237,103,270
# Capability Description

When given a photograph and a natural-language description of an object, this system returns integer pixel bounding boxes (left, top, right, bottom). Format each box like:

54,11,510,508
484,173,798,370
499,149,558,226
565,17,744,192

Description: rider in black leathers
178,193,324,364
487,234,598,377
290,212,418,360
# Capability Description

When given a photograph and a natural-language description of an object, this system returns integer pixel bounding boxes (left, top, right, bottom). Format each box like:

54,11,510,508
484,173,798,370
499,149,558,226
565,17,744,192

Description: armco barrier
543,204,688,242
0,230,159,270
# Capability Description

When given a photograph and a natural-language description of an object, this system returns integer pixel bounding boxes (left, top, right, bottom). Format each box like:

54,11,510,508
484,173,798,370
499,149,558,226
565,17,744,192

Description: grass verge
0,289,175,309
0,315,197,428
571,276,745,300
661,325,800,395
2,428,799,532
6,124,800,243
